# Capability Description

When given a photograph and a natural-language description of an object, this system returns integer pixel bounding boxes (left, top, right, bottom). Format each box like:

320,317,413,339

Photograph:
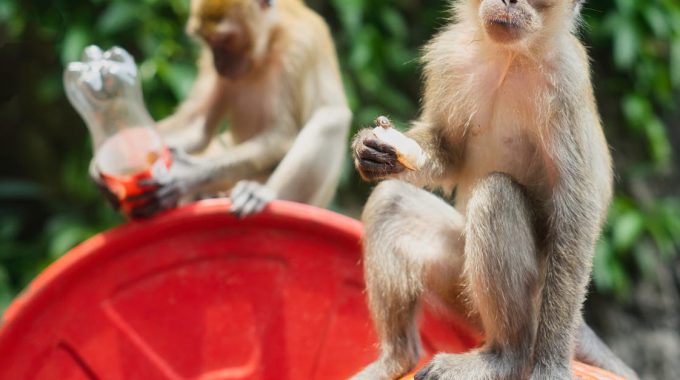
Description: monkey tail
575,322,640,380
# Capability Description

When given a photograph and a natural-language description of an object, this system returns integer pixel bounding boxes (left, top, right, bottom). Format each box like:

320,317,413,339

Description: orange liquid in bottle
96,128,172,215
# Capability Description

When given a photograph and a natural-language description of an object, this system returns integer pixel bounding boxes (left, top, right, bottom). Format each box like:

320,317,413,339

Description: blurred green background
1,0,679,377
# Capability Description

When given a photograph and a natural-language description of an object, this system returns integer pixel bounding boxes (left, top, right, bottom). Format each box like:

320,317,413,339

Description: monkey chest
458,78,549,189
458,79,549,191
464,126,539,179
225,78,287,143
227,100,276,143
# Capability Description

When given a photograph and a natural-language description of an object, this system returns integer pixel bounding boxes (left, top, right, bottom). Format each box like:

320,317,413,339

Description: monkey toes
229,180,276,218
414,352,534,380
352,129,406,181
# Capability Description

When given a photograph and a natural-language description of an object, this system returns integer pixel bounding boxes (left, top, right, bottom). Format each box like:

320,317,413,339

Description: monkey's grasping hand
229,180,276,218
127,148,203,219
353,116,422,181
353,129,406,181
88,160,121,211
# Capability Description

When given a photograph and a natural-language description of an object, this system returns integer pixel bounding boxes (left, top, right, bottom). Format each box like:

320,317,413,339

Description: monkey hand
229,180,276,218
126,148,203,219
353,116,426,181
88,158,121,211
352,128,407,182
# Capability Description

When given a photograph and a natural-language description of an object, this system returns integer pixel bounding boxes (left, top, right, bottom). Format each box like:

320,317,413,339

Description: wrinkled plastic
64,45,171,207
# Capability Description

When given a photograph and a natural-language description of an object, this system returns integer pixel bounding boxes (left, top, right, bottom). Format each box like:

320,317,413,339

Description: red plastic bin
0,200,622,379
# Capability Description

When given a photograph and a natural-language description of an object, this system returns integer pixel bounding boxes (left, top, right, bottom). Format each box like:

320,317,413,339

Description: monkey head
187,0,276,79
473,0,583,46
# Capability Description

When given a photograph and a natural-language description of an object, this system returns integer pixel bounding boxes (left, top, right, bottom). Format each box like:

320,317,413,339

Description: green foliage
587,0,679,170
0,0,678,310
584,0,680,298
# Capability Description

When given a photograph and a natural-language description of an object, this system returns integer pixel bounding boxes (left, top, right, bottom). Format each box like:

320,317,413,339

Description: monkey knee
362,180,412,229
467,172,532,224
466,173,537,272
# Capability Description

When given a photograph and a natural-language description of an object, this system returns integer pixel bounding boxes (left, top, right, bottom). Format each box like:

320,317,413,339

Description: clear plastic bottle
64,45,171,214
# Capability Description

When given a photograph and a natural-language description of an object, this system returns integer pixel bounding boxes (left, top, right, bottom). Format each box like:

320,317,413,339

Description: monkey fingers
93,180,121,211
414,353,508,380
127,183,182,219
355,138,406,180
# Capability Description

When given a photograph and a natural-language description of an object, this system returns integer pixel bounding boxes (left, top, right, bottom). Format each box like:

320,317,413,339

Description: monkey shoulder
279,6,334,67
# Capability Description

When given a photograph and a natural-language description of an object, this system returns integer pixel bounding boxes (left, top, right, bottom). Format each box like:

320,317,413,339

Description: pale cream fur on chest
225,79,277,143
451,55,552,212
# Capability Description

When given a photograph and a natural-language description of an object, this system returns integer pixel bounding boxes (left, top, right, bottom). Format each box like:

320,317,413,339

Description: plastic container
64,45,171,214
0,201,623,379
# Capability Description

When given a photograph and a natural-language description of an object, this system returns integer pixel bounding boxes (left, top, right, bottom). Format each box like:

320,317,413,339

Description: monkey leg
352,180,466,380
416,173,540,380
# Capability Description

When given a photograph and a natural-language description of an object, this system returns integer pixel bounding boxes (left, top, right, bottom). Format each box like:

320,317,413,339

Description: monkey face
187,0,275,79
476,0,576,45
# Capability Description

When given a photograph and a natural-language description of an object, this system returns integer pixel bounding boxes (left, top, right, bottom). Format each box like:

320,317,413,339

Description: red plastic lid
0,200,622,379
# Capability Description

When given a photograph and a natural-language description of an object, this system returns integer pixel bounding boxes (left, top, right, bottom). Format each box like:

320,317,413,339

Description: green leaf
633,241,659,278
645,117,672,165
670,37,680,88
160,63,196,100
98,1,143,35
61,26,90,65
0,212,22,241
614,0,636,16
621,94,652,129
609,259,631,299
612,210,645,253
0,266,14,314
643,6,669,37
0,0,15,22
592,239,614,292
331,0,363,37
46,218,96,260
381,8,408,40
613,20,638,69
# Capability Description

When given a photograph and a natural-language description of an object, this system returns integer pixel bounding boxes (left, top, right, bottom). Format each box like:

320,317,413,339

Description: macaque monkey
351,1,638,379
95,0,351,218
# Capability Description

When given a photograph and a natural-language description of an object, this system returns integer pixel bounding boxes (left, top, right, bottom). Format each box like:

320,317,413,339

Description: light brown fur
351,1,637,379
157,0,351,213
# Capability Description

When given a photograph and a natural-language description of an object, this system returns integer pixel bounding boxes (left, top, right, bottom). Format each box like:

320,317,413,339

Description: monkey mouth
490,17,521,29
488,12,524,30
484,13,527,43
211,47,251,79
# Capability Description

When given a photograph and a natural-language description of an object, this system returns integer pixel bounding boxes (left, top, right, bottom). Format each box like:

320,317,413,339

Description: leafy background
1,0,679,377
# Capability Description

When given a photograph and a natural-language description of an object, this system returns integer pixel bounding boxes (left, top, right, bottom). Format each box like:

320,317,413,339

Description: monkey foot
351,359,416,380
414,352,532,380
229,180,276,218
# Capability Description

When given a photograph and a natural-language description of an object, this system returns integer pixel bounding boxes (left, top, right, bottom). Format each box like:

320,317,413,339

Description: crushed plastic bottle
64,45,172,216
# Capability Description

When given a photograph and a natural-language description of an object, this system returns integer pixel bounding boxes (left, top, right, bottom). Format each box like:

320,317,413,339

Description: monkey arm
354,118,457,188
398,122,456,187
265,104,352,206
187,120,299,188
156,51,228,154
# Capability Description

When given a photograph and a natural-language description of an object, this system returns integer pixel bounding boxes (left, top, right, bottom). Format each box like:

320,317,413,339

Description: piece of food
372,116,425,171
